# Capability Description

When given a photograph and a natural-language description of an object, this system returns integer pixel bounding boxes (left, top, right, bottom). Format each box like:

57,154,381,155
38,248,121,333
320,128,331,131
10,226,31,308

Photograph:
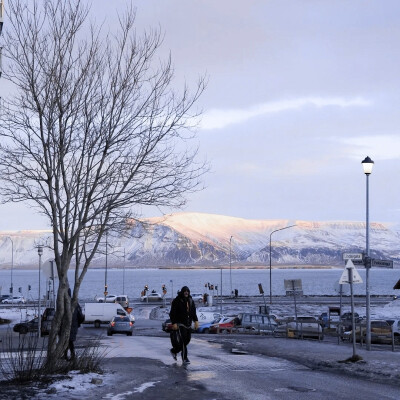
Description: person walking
65,288,84,361
169,286,199,364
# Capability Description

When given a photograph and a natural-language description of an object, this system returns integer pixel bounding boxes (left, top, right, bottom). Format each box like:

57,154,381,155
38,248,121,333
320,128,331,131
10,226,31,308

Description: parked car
41,307,55,336
318,312,329,328
237,313,278,334
107,315,134,336
286,316,323,339
343,319,393,343
338,312,362,336
209,316,240,334
386,319,400,338
141,292,163,302
162,318,173,333
13,317,39,334
115,295,129,308
197,318,222,334
0,295,10,301
191,293,203,303
96,294,117,303
2,296,26,304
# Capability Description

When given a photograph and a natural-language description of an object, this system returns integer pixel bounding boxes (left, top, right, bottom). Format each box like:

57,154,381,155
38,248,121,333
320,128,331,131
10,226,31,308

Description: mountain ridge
0,212,399,268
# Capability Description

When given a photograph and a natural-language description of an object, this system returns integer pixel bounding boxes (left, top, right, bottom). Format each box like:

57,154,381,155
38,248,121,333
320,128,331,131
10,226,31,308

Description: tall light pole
220,263,223,315
104,231,108,301
37,245,43,336
362,156,374,350
122,247,126,294
269,225,296,305
7,237,14,297
229,236,233,296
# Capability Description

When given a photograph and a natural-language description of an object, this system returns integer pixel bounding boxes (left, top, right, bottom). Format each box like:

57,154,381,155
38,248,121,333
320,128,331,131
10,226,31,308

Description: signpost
343,252,393,269
371,259,393,268
342,253,363,261
258,283,268,314
339,260,363,359
284,279,303,324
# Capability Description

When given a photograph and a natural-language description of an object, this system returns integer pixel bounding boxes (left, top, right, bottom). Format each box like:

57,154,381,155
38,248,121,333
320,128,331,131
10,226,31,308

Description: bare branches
0,0,207,370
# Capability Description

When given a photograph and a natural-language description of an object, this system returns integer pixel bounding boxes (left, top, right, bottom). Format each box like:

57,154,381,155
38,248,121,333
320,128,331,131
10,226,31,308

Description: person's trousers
170,326,191,359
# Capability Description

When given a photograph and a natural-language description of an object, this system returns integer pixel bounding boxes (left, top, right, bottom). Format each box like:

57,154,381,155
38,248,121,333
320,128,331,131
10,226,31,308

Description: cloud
201,96,372,130
341,135,400,161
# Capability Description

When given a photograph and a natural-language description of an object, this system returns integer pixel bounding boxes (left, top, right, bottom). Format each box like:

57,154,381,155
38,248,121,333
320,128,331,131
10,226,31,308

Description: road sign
284,279,302,291
258,283,264,294
343,253,363,261
371,259,393,268
339,259,363,284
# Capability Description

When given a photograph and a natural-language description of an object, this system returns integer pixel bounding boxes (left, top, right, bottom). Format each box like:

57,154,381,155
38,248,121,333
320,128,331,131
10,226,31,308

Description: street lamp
6,237,14,297
220,263,223,315
104,231,108,301
269,225,296,305
122,247,126,294
37,245,43,336
229,236,233,296
362,156,374,350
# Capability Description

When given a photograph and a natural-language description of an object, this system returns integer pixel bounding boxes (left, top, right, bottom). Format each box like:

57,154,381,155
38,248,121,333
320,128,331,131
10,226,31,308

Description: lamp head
361,156,374,175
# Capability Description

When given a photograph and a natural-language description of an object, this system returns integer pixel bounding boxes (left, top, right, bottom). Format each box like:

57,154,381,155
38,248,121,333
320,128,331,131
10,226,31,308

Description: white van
84,303,135,328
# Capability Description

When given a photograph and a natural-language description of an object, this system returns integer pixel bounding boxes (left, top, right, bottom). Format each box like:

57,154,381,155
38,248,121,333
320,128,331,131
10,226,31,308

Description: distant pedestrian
65,288,84,361
169,286,199,364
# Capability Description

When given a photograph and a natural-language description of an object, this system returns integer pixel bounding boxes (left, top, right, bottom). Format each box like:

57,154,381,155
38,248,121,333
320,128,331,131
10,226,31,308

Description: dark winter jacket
169,286,198,328
70,303,84,342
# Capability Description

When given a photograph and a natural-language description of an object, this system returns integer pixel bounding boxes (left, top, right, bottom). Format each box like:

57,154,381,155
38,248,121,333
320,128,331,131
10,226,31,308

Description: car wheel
203,328,209,334
107,331,112,336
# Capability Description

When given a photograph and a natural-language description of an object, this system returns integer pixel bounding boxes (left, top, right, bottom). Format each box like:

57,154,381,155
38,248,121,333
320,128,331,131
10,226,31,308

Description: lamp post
229,236,233,296
37,245,43,336
269,225,296,305
220,264,223,315
122,248,126,294
104,231,108,301
362,156,374,350
7,237,14,297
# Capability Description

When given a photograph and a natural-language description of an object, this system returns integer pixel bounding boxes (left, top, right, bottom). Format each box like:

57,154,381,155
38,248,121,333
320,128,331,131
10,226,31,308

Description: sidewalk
213,335,400,385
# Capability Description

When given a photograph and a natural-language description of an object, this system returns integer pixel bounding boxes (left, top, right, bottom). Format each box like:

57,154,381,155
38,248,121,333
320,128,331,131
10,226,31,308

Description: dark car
13,317,39,334
340,312,361,331
107,315,134,336
41,307,55,336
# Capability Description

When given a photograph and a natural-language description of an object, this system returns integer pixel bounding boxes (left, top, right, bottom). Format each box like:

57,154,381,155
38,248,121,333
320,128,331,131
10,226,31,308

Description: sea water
1,267,399,301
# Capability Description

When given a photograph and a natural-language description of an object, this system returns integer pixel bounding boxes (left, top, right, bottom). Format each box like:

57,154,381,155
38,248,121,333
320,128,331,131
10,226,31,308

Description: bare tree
0,0,206,368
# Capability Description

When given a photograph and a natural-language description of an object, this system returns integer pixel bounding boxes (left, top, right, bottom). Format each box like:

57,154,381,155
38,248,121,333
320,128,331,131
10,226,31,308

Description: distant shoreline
0,264,340,271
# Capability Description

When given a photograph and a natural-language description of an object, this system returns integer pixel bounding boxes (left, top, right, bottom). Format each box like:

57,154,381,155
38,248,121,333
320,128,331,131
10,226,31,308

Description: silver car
238,313,278,334
286,316,323,339
2,296,26,304
107,315,134,336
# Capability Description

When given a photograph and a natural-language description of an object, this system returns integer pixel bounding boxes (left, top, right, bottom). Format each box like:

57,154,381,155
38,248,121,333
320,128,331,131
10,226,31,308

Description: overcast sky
1,0,400,230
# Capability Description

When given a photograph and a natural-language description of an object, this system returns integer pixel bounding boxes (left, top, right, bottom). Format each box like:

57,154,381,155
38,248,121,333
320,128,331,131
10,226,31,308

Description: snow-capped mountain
1,212,399,268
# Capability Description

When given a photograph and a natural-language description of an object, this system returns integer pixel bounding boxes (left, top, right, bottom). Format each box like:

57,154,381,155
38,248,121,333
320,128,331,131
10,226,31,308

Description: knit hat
180,286,190,296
